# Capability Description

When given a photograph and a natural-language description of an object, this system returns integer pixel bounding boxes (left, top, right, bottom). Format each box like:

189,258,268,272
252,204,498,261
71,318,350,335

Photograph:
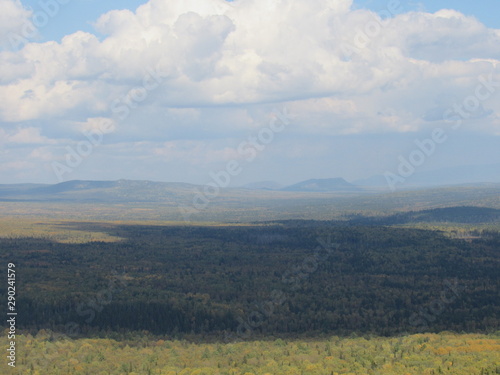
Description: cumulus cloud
0,126,56,145
0,0,34,48
1,0,499,120
0,0,499,182
354,9,500,64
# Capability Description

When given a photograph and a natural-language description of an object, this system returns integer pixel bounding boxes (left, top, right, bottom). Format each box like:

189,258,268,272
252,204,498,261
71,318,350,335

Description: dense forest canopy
1,218,498,339
1,203,499,374
1,332,499,375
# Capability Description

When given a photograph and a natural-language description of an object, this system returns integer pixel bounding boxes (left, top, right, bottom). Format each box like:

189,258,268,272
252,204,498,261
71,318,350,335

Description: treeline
0,222,499,338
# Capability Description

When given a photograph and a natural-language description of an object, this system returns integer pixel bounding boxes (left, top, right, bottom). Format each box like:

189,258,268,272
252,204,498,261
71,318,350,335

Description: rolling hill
281,177,360,192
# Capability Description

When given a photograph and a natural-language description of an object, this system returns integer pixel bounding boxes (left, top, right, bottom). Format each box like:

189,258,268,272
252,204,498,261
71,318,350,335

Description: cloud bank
0,0,499,183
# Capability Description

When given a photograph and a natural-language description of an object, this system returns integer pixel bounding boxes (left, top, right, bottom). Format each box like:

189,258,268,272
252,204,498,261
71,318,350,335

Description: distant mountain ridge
240,178,359,192
0,179,199,203
31,180,118,194
1,179,500,222
0,178,363,203
281,177,360,192
0,183,48,195
2,177,499,206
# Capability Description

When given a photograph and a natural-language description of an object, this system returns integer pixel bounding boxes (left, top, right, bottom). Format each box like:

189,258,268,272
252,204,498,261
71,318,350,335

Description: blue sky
0,0,499,188
17,0,500,43
355,0,500,28
17,0,148,42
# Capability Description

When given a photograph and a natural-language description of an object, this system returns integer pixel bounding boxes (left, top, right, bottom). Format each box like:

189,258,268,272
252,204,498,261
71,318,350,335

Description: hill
0,179,198,203
281,177,360,192
1,179,500,223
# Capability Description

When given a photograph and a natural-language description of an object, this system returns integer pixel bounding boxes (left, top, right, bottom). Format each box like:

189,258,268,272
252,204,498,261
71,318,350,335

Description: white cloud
387,10,500,62
0,0,499,183
0,0,498,125
0,126,55,145
75,117,117,134
0,0,34,48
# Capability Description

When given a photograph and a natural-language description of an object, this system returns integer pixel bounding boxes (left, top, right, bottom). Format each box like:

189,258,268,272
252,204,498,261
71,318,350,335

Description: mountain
0,178,363,203
0,179,199,203
1,179,500,222
281,177,360,192
30,180,118,194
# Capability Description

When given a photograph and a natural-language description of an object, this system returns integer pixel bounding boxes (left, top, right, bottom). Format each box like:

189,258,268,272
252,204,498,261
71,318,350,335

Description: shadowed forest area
1,219,499,337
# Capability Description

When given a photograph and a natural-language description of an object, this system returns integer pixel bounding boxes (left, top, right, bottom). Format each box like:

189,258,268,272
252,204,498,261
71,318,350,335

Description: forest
0,205,499,373
1,217,499,338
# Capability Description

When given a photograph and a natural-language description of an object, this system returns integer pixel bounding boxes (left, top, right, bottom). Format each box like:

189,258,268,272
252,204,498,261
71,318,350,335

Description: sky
0,0,499,188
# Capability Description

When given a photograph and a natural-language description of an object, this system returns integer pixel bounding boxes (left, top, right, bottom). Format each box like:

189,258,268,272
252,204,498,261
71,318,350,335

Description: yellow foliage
3,331,499,375
69,358,79,365
434,346,451,355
